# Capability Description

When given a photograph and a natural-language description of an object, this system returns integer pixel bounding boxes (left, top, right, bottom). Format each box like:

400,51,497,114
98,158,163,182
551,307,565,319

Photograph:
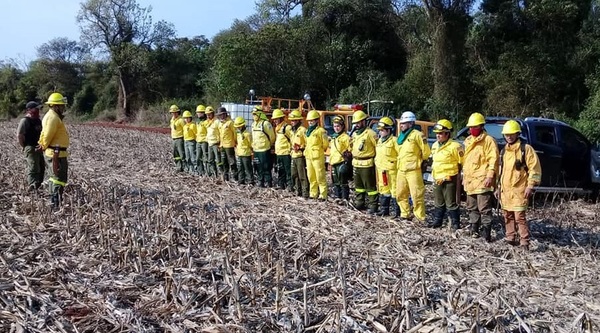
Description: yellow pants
376,169,397,197
396,170,426,220
306,156,327,199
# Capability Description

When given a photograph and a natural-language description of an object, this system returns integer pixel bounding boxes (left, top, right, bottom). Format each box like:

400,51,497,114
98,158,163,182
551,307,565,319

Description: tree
77,0,174,119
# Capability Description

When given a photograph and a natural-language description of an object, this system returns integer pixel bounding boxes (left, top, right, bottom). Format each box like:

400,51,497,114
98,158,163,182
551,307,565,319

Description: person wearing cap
427,119,464,230
195,105,208,176
305,110,329,200
395,111,430,223
289,109,310,198
272,109,293,191
351,110,379,214
204,106,221,177
329,116,351,202
463,112,499,242
169,104,186,172
251,106,276,187
234,116,254,185
375,116,398,217
498,120,541,250
37,93,70,208
217,107,237,181
17,101,45,191
182,110,197,174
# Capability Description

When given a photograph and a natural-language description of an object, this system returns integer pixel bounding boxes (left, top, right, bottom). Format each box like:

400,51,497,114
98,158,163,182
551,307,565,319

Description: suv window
561,126,588,156
323,115,336,136
535,125,556,145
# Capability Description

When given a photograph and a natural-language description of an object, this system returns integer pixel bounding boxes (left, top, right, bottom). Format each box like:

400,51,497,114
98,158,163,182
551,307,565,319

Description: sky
0,0,257,64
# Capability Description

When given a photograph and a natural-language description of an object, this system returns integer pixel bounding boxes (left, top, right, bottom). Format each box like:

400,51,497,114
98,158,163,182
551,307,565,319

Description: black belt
354,156,374,160
52,147,67,151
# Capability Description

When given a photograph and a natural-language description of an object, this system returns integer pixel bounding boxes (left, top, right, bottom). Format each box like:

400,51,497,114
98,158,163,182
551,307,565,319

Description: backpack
500,142,528,174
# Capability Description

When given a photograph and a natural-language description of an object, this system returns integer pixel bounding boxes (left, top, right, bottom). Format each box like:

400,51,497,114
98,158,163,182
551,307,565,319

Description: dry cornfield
0,119,599,333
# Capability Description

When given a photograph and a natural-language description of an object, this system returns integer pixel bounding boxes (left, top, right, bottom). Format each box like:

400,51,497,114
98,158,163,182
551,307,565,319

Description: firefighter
428,119,464,229
395,111,430,222
205,106,221,177
252,107,276,187
37,93,70,209
351,110,378,214
169,104,186,172
463,112,499,242
289,109,310,198
329,116,351,201
217,107,237,181
234,116,254,185
195,105,208,176
375,116,398,217
17,101,45,191
272,109,293,190
305,110,329,200
182,110,197,174
498,120,542,250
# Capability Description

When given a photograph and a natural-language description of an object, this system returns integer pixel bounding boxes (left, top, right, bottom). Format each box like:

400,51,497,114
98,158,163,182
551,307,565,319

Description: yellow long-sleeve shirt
236,130,253,157
375,135,398,171
219,117,236,148
39,108,70,158
499,141,542,211
463,132,499,194
351,128,378,168
183,122,197,141
329,132,351,165
396,129,430,172
291,125,307,158
305,126,329,160
205,118,220,145
170,116,185,139
431,139,463,181
196,120,207,143
275,122,293,156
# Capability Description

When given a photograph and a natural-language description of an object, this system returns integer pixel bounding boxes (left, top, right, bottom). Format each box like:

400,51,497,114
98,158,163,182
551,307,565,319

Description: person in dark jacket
16,101,45,191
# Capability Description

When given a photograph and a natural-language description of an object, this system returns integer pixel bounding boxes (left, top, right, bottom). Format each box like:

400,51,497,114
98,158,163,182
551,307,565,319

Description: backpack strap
500,141,528,174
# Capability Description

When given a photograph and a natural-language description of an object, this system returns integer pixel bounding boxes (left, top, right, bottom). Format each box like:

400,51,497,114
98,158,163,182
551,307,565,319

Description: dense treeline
1,0,600,142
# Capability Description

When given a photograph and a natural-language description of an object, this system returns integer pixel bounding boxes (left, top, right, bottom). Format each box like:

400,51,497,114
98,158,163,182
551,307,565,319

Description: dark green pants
354,165,378,211
237,156,254,184
291,156,309,197
332,162,350,198
45,156,68,206
276,155,292,189
24,145,45,189
255,151,272,186
172,138,185,172
195,141,207,176
220,147,237,181
207,144,221,177
433,176,459,211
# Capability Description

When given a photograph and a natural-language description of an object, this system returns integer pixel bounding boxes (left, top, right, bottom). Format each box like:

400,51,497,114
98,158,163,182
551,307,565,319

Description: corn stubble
0,121,599,332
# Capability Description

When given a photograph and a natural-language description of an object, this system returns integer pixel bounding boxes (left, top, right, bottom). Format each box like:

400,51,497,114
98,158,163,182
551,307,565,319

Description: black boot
481,225,492,242
367,194,379,215
376,195,391,216
333,185,341,199
341,186,350,201
449,209,461,230
428,207,445,228
391,199,400,218
470,223,481,238
354,192,366,210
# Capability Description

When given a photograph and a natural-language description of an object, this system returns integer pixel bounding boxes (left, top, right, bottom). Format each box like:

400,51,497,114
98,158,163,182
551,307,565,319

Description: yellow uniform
375,135,398,197
463,132,499,194
183,122,197,141
205,118,221,146
219,117,236,148
352,128,377,168
351,128,378,212
236,130,253,157
195,119,208,176
431,139,463,182
499,142,541,211
275,123,293,156
305,125,329,199
291,125,309,198
170,116,185,139
395,129,430,221
252,119,275,152
195,120,207,143
430,139,464,228
291,126,307,158
39,109,70,158
330,133,351,166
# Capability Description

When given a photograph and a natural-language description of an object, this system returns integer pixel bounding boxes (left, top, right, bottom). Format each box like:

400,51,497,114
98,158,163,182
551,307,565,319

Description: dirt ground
0,120,599,332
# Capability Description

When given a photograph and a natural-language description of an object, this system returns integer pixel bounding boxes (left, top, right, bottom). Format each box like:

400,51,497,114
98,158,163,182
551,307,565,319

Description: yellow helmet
233,116,246,127
467,112,485,127
182,110,193,118
196,104,206,112
502,120,521,134
205,106,214,114
377,116,394,129
433,119,453,133
352,110,368,123
169,104,180,113
306,110,320,121
46,92,67,105
252,106,263,113
288,109,303,120
271,109,285,119
332,116,344,124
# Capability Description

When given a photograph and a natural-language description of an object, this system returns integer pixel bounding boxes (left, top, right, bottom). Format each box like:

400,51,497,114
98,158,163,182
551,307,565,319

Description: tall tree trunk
117,69,132,121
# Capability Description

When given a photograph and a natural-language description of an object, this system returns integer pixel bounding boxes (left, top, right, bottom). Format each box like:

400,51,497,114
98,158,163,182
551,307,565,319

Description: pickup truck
455,117,600,193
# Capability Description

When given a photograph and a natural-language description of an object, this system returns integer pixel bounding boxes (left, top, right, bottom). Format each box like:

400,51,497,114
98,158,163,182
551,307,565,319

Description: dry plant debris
0,120,599,333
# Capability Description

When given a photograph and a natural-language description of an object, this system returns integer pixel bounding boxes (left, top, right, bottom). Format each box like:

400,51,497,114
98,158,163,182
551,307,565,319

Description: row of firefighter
169,105,542,249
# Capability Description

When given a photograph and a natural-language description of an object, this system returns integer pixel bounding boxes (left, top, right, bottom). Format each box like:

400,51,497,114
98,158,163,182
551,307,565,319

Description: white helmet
400,111,416,123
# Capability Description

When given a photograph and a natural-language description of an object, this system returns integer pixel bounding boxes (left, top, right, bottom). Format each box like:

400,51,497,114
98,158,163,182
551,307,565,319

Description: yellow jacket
291,125,307,158
352,128,378,168
39,108,70,158
183,122,197,141
330,133,351,165
196,120,207,143
396,129,430,172
275,122,293,156
219,118,236,148
305,126,329,160
375,135,398,171
499,141,542,211
170,116,185,139
252,120,275,152
431,139,463,181
205,118,220,145
463,132,499,194
236,130,253,157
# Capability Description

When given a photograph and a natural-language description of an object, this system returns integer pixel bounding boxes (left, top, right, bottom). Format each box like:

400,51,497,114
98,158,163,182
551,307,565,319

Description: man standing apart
217,107,237,181
351,110,378,214
272,109,293,191
195,105,208,176
37,93,69,208
462,112,499,242
252,107,276,187
395,111,430,222
289,110,309,198
17,101,45,191
498,120,541,250
205,106,221,177
169,105,186,172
